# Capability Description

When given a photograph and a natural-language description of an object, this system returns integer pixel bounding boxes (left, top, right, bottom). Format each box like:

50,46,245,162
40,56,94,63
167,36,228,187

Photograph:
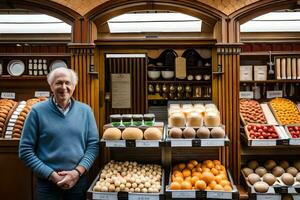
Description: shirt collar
52,97,72,115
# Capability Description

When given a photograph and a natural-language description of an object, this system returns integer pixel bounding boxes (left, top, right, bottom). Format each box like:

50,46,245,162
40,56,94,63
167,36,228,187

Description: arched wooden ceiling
51,0,261,16
1,0,81,25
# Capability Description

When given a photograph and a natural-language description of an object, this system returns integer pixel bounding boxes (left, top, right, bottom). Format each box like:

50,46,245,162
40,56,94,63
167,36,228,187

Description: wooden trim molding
215,44,242,184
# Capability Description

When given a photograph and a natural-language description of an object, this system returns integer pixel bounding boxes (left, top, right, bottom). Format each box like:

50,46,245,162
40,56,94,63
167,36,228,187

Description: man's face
50,72,75,103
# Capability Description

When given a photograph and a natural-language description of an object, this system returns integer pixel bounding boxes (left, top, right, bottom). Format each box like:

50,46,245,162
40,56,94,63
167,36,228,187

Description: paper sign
34,91,50,98
136,140,159,147
239,91,253,99
172,191,195,198
111,74,131,108
171,140,192,147
207,191,232,199
1,92,15,99
92,193,118,200
105,140,126,147
267,91,283,99
201,139,225,147
129,194,159,200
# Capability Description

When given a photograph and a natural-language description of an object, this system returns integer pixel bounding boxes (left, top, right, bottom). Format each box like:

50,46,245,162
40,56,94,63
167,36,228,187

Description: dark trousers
36,176,88,200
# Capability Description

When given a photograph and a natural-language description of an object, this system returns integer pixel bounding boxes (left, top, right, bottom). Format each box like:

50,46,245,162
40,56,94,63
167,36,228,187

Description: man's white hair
47,67,78,86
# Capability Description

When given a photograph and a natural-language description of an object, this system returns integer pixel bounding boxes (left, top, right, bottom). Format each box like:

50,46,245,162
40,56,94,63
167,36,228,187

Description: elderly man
19,67,99,200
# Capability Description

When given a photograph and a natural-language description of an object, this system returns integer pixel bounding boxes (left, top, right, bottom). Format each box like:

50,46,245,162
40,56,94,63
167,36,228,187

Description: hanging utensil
267,51,275,79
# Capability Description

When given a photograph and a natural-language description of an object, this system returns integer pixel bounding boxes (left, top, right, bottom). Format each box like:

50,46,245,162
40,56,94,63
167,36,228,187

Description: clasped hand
50,170,80,190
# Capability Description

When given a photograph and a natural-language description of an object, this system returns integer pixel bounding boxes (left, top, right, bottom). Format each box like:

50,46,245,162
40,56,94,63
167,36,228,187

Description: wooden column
68,43,99,126
215,44,242,183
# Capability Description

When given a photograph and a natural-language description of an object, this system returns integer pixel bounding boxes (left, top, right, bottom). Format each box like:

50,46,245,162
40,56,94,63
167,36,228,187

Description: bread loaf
144,127,162,140
187,112,202,127
204,111,220,127
169,112,186,127
122,127,143,140
102,128,122,140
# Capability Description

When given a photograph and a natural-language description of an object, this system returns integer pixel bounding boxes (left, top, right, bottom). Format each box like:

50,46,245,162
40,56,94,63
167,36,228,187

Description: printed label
239,91,254,99
1,92,15,99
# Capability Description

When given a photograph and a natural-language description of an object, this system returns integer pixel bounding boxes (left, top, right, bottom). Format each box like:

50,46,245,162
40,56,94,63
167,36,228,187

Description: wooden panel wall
70,48,99,125
216,45,241,183
105,57,147,123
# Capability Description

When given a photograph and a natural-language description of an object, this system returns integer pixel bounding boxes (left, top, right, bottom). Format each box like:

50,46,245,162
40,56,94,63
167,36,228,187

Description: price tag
129,194,159,200
92,192,118,200
207,191,232,199
6,126,13,131
171,139,192,147
1,92,15,99
136,140,159,147
288,187,296,193
201,139,225,147
105,140,126,147
172,191,195,198
257,195,280,200
239,91,253,99
289,139,300,145
34,91,50,98
267,90,283,99
252,140,276,146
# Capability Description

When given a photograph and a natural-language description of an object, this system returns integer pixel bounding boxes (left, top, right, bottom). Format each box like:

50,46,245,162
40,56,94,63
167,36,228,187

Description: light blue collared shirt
52,97,72,115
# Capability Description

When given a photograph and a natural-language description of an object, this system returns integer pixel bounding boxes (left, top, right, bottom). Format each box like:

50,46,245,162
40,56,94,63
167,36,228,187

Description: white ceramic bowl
161,70,174,79
148,70,161,80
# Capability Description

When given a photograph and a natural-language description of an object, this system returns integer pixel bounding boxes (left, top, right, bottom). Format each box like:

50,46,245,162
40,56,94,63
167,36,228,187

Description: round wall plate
49,60,67,71
7,60,25,76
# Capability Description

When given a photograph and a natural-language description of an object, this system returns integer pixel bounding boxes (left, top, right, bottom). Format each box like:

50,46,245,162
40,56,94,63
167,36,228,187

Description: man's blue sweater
19,98,99,179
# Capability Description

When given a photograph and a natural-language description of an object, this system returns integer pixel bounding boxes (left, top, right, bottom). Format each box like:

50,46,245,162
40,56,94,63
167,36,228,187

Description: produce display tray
242,125,289,146
166,125,229,147
239,101,268,126
165,169,239,200
87,169,165,200
260,103,278,125
268,100,300,126
100,139,166,148
1,101,18,138
101,122,165,148
285,125,300,145
242,170,300,199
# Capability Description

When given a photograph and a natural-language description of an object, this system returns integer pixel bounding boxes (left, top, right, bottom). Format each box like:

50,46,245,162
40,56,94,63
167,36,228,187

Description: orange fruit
213,184,224,191
215,175,224,183
202,167,210,172
206,161,214,169
178,163,186,170
182,168,192,177
211,168,219,176
173,171,184,178
202,171,215,184
190,160,198,166
190,176,199,186
195,180,206,190
219,180,231,187
208,180,217,189
196,163,202,168
196,166,202,172
192,168,197,172
184,176,192,183
224,185,232,192
172,176,184,183
213,160,221,165
181,181,192,190
206,186,212,190
187,163,194,170
170,182,181,190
